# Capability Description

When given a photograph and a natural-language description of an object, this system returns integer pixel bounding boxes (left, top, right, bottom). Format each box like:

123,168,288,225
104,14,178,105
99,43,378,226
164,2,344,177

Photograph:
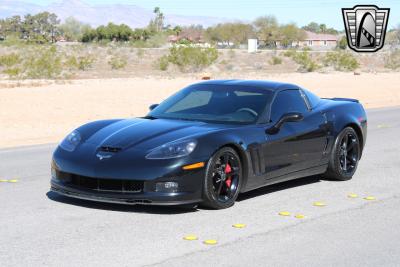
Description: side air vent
100,146,122,153
249,147,264,175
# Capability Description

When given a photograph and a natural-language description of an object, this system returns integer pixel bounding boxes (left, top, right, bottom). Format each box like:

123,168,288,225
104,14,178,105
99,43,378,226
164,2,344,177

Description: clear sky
21,0,399,30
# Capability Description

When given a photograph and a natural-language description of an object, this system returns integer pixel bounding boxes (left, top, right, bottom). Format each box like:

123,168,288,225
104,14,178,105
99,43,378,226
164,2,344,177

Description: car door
263,89,328,179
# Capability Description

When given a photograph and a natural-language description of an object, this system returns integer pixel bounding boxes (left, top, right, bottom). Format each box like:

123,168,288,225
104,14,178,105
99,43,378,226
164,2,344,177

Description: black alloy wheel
202,147,242,209
324,127,360,181
339,131,359,175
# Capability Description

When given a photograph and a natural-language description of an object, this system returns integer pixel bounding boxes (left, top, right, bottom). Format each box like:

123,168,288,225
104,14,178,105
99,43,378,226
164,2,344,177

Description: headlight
59,130,81,152
146,139,197,159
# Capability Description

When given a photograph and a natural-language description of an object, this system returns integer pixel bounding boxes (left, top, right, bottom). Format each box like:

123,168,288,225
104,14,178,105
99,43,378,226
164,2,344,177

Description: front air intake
55,170,144,193
100,146,122,153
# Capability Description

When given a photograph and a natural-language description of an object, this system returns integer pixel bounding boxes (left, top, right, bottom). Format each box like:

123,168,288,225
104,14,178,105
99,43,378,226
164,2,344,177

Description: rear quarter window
302,89,320,109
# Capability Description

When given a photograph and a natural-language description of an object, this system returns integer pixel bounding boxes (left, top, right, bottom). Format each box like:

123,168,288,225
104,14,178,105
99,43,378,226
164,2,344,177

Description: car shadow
237,175,323,202
46,191,198,215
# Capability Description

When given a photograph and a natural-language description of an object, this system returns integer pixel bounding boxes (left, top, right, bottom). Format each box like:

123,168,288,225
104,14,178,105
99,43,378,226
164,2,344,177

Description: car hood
84,118,223,151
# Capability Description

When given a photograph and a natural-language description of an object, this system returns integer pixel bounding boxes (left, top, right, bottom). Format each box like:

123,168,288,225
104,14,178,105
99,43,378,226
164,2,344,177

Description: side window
270,90,308,122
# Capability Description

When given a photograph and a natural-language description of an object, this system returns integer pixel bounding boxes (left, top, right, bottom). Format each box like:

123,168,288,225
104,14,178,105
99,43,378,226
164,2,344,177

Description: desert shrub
323,51,359,71
385,49,400,70
0,34,25,47
108,55,127,70
162,46,218,72
23,46,63,78
3,67,21,78
64,54,95,71
77,55,95,70
157,56,169,71
176,39,192,45
0,53,22,67
337,36,348,50
283,49,296,57
269,56,282,65
144,33,168,48
130,40,147,48
225,64,234,71
288,50,320,72
65,55,79,69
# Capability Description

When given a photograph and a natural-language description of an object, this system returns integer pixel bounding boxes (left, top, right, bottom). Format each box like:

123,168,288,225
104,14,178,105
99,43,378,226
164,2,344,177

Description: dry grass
0,45,396,81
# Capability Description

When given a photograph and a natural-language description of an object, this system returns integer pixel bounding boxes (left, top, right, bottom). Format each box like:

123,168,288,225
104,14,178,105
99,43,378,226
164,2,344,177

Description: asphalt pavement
0,107,399,267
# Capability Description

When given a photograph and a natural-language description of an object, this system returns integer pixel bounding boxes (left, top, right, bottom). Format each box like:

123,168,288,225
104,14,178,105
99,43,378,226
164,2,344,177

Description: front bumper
50,169,204,206
51,181,202,205
51,143,208,206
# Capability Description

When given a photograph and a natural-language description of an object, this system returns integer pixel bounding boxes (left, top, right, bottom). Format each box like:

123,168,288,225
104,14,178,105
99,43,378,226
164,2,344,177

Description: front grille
56,170,143,193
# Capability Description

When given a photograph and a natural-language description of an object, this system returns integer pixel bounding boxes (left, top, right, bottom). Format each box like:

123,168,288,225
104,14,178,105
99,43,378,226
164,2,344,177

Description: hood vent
100,146,122,153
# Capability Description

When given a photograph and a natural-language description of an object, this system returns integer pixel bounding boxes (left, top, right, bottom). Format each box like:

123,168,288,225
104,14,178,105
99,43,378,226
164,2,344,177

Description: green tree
279,23,306,47
205,23,254,47
302,22,338,34
59,17,91,41
319,23,327,33
302,22,320,33
150,7,165,32
132,28,151,41
172,26,182,36
253,16,279,47
21,12,60,43
81,28,97,42
0,16,23,37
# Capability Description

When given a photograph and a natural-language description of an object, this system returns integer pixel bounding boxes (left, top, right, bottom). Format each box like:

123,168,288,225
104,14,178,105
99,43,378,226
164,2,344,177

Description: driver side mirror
266,112,304,135
149,104,159,111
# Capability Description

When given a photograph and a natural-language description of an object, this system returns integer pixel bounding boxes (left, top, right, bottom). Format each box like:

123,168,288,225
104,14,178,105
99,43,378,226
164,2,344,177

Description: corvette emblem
96,152,113,160
342,5,390,52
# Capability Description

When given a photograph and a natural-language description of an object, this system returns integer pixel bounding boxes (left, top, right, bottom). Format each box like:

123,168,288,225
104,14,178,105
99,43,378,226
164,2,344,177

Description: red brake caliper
224,163,232,188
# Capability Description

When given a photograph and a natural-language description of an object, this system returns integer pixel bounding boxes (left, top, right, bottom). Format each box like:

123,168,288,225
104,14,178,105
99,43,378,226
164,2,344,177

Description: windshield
148,84,273,124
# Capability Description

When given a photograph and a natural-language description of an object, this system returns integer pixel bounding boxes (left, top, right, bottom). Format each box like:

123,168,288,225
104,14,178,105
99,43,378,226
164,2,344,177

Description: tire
323,127,360,181
201,147,242,209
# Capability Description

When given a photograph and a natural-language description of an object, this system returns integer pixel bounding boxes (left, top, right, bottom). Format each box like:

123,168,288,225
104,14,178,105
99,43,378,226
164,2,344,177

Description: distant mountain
0,0,227,28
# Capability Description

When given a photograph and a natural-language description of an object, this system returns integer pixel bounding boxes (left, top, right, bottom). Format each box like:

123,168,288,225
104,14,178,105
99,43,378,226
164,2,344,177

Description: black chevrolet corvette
51,80,367,209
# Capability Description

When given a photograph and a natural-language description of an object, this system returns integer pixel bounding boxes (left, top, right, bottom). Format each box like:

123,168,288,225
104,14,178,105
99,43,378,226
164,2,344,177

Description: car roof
194,79,299,91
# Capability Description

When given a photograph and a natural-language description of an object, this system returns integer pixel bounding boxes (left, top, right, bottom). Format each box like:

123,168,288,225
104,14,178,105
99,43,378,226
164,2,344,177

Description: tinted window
302,89,320,109
149,85,273,124
270,90,308,122
166,91,212,112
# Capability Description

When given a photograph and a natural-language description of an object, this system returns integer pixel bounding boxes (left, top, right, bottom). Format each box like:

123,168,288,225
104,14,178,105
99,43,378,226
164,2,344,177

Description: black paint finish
51,80,367,205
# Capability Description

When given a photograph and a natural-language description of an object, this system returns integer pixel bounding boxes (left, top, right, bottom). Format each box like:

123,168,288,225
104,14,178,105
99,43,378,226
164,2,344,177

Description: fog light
156,182,179,193
51,167,58,180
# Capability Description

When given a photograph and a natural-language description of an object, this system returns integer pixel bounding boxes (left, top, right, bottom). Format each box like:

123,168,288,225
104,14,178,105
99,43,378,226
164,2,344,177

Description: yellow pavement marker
183,235,198,241
294,214,305,219
0,179,8,182
279,211,291,216
377,124,390,129
348,193,358,198
232,223,246,228
313,202,326,207
8,179,18,183
203,239,217,245
364,196,376,201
